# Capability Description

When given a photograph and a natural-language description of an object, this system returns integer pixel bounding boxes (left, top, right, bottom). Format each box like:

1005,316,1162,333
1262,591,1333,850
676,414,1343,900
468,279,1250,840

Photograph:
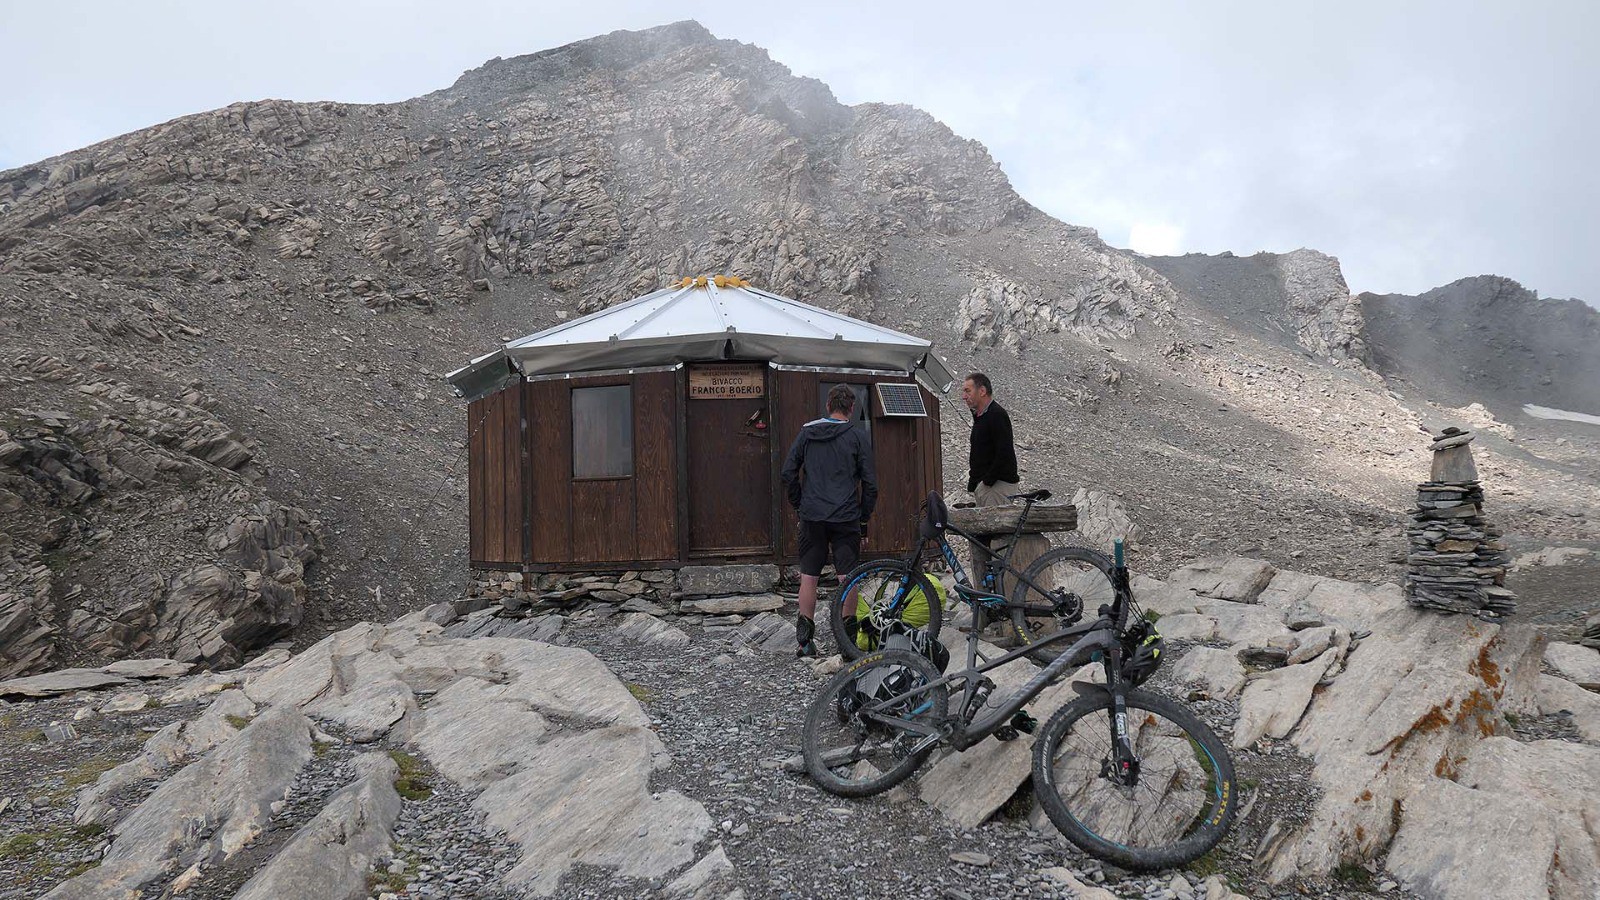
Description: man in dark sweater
963,372,1019,508
781,383,879,657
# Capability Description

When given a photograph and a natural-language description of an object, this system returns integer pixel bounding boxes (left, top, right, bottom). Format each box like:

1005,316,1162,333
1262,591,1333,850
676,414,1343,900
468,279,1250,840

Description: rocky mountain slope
1,20,1595,679
1359,275,1600,418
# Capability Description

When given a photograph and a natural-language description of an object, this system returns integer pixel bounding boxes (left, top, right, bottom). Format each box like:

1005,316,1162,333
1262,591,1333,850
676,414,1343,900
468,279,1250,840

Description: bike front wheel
831,560,944,661
803,650,949,797
1009,546,1117,664
1032,689,1236,870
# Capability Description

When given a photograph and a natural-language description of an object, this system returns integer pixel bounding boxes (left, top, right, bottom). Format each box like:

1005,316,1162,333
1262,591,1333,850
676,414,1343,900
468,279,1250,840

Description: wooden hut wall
524,370,680,570
864,376,924,555
467,385,525,569
771,369,819,562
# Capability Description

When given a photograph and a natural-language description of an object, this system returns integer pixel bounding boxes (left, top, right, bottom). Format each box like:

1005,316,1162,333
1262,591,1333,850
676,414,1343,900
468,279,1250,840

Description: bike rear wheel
1009,547,1117,663
1032,689,1236,870
803,650,949,797
831,560,944,661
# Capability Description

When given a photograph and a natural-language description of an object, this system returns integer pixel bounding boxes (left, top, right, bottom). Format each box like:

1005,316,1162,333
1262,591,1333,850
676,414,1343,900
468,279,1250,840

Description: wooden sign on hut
446,276,956,574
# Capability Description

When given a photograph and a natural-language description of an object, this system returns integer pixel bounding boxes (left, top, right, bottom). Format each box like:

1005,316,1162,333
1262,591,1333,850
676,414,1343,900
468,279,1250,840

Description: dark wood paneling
865,376,922,555
773,370,819,559
468,386,526,567
468,397,486,563
526,379,573,564
687,364,774,554
571,479,636,563
634,371,679,560
502,385,524,564
519,383,533,565
492,391,512,561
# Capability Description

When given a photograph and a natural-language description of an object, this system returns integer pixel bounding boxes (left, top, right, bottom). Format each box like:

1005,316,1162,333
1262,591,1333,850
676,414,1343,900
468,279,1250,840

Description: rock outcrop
20,615,713,898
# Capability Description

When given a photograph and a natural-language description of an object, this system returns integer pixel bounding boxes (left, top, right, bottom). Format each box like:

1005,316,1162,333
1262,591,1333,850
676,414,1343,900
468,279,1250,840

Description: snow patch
1522,404,1600,426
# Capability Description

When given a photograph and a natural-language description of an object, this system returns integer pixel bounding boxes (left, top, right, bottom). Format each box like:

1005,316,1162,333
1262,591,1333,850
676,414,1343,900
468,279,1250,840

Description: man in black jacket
963,372,1019,508
781,383,878,657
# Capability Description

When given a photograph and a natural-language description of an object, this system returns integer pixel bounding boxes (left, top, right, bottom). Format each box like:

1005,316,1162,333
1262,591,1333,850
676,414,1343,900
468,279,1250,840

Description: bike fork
1104,653,1141,787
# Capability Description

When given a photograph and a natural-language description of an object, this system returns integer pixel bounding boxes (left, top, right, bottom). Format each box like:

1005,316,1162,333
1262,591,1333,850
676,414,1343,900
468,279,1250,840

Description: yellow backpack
854,576,944,650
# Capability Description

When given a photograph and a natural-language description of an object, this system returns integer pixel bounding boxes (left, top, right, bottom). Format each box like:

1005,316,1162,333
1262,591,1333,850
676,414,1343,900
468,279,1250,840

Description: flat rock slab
682,594,786,615
1257,570,1403,629
99,691,152,713
735,612,793,653
479,725,711,896
1166,557,1277,603
1232,648,1337,748
1157,612,1218,642
1545,641,1600,690
616,612,691,649
665,845,737,900
1537,674,1600,743
677,564,778,596
234,752,402,900
1389,736,1600,899
1042,867,1116,899
76,690,259,828
444,610,564,642
45,705,316,899
1171,647,1246,700
1260,609,1545,885
102,658,193,679
0,668,133,698
242,619,712,896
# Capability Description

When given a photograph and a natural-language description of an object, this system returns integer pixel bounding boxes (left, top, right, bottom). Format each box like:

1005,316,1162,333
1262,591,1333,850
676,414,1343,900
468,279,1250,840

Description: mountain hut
446,276,955,573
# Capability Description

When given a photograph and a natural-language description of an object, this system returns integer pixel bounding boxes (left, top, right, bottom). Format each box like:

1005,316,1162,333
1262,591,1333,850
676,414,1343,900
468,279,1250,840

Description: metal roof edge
741,287,932,346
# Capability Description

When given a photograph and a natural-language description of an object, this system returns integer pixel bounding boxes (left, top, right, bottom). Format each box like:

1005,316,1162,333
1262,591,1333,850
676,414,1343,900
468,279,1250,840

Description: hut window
572,385,633,478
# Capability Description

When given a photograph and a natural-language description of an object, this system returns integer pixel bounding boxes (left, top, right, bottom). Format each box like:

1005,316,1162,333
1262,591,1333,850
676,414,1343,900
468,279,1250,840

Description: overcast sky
3,1,1595,302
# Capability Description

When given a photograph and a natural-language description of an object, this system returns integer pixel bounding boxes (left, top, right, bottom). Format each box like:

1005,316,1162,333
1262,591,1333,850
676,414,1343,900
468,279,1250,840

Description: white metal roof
449,279,954,399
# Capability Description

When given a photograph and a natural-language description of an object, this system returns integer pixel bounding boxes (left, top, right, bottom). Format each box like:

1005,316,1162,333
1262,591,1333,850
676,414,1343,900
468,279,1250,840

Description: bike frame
855,531,1142,778
888,499,1064,619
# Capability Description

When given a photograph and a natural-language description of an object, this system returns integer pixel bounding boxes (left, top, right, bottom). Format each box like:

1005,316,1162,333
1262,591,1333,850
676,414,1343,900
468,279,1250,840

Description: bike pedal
993,726,1020,743
1011,711,1038,735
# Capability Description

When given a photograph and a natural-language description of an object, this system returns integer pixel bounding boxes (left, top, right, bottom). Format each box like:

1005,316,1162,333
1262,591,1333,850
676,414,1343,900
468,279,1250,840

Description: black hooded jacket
781,417,879,524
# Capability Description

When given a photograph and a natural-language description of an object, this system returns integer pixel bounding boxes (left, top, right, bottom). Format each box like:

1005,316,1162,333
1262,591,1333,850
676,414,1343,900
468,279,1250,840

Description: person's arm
780,433,806,510
968,414,992,491
856,432,878,524
982,409,1015,487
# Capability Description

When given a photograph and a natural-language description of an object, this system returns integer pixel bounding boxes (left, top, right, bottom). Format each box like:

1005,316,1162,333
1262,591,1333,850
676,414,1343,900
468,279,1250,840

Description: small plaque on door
689,365,765,399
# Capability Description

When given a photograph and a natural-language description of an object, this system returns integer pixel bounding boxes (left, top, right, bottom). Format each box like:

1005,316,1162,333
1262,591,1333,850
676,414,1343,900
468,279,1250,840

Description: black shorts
798,520,861,579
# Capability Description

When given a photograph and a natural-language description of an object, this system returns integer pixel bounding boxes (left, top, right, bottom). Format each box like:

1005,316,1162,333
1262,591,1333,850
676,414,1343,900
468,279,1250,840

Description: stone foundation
463,563,791,621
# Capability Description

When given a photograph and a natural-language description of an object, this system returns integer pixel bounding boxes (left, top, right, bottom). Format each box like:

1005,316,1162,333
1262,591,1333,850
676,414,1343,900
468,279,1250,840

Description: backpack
854,577,944,650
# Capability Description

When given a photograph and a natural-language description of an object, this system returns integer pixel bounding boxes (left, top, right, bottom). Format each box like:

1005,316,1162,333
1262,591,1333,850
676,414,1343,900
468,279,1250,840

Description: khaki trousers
974,480,1020,508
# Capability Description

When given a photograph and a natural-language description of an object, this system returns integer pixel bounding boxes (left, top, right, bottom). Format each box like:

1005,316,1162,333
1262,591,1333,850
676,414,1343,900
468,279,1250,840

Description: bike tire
831,560,944,661
1032,688,1236,870
803,650,949,797
1009,546,1117,664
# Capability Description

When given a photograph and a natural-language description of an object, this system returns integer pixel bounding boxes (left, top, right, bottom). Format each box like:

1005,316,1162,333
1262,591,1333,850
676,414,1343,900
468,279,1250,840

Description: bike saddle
1008,488,1052,503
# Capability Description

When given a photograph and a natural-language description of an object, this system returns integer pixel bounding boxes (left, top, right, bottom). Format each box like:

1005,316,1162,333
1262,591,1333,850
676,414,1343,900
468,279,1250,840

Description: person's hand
860,521,869,547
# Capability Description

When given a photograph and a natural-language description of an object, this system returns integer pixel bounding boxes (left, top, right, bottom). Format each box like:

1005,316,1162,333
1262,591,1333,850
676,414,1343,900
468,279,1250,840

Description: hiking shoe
796,615,817,658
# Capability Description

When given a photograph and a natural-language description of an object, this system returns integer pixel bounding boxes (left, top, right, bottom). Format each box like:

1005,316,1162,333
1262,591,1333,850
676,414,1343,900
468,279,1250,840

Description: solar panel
876,383,928,417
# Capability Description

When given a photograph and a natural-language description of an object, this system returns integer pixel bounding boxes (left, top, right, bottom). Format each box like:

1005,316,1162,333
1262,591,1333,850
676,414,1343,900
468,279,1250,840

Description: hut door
686,364,772,556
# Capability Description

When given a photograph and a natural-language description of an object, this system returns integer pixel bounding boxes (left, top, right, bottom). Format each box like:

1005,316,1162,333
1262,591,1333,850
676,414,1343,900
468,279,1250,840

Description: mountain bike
802,492,1236,870
831,488,1115,663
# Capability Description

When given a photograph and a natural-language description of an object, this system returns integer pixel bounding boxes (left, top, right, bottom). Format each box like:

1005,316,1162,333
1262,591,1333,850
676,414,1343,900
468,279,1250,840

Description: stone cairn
1404,427,1516,619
